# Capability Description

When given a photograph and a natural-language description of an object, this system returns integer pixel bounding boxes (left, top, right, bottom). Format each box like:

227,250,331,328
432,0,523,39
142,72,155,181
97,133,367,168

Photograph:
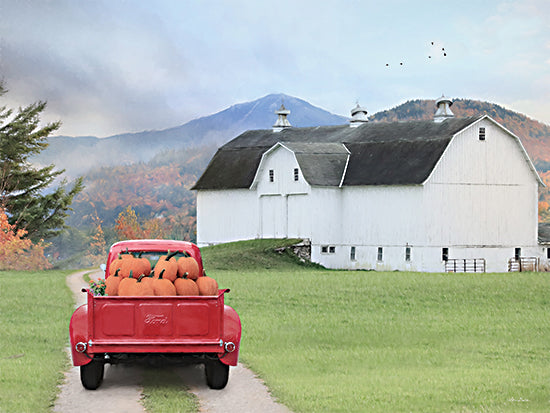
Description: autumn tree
0,82,84,242
0,208,51,270
82,213,107,267
115,206,168,240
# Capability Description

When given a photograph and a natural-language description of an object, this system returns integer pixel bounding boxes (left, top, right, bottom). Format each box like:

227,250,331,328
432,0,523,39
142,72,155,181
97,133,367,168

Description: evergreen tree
0,83,84,241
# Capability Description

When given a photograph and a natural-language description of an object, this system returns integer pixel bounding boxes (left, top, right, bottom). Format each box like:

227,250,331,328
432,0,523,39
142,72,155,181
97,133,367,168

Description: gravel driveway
54,270,292,413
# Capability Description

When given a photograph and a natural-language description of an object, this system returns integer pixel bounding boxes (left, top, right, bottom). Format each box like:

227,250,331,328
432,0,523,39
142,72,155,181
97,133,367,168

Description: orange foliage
0,209,52,270
115,206,169,240
82,213,107,267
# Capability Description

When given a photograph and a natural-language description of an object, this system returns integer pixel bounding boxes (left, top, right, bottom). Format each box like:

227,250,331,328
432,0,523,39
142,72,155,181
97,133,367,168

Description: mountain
35,93,348,178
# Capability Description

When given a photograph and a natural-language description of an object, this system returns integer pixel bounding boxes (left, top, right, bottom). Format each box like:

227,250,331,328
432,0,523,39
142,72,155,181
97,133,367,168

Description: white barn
192,98,545,272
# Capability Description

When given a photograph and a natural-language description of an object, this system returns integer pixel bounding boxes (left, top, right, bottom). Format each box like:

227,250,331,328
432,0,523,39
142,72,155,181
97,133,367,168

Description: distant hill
35,93,348,178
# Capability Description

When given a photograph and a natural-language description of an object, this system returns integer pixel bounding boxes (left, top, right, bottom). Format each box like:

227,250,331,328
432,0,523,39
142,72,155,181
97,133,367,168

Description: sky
0,0,549,137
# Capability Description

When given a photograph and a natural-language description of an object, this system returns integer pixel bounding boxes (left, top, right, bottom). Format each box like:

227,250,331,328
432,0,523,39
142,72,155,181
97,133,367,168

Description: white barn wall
309,120,541,272
196,189,258,246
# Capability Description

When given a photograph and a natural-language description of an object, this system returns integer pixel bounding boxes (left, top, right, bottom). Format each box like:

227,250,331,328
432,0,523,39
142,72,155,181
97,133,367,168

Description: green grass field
202,241,550,412
0,270,74,412
1,240,550,412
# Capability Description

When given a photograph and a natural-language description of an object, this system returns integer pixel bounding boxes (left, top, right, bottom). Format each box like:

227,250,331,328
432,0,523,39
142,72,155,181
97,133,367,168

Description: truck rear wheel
80,358,105,390
205,359,229,389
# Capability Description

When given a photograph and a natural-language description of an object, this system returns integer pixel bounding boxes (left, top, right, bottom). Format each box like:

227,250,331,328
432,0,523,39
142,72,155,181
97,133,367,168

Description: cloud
1,0,549,136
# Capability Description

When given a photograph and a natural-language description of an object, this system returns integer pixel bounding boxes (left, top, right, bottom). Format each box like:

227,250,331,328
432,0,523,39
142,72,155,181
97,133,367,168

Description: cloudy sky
1,0,549,137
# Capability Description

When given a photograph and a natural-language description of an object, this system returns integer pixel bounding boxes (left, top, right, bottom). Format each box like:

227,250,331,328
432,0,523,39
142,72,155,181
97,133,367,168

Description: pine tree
0,83,84,241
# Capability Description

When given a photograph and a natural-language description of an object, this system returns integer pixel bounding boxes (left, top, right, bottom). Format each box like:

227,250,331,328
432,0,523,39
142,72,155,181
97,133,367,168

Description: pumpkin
119,254,140,278
196,274,218,296
105,268,122,296
133,274,154,296
109,253,131,277
134,252,151,276
177,254,200,280
118,271,137,296
152,269,176,296
153,250,178,282
174,273,199,296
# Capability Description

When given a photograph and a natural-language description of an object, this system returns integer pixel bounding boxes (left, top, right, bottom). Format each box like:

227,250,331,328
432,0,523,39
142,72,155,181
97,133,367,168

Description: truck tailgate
87,289,228,353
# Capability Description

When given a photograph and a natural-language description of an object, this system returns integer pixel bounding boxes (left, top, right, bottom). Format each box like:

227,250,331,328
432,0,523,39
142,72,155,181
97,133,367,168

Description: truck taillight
224,342,236,353
75,342,87,353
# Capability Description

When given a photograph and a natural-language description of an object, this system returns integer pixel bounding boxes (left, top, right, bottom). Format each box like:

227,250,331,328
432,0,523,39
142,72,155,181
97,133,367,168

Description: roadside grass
141,367,199,412
202,241,550,413
0,270,74,412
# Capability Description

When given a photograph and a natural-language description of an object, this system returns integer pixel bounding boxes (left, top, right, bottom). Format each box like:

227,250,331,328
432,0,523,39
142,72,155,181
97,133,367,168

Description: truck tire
205,359,229,389
80,358,105,390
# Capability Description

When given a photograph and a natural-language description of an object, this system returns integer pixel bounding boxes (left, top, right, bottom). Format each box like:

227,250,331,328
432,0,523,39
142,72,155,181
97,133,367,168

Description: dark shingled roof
192,116,482,190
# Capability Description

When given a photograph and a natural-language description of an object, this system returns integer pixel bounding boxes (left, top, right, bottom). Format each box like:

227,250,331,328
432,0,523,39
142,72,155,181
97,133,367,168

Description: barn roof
192,116,484,190
279,142,349,186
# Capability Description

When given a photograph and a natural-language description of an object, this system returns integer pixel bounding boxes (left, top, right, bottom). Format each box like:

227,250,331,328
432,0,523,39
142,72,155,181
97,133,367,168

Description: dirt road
54,270,291,413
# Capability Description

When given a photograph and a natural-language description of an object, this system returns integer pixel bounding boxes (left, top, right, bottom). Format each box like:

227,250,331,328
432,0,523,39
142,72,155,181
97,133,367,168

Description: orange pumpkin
105,268,122,296
118,271,137,296
174,273,199,296
119,254,141,278
177,255,200,280
154,251,178,282
134,252,151,276
133,274,154,296
109,253,131,277
196,274,218,296
152,269,176,296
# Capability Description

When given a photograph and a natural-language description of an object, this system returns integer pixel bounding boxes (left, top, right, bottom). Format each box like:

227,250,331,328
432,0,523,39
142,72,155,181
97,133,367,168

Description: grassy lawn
2,240,550,413
0,270,74,412
202,241,550,412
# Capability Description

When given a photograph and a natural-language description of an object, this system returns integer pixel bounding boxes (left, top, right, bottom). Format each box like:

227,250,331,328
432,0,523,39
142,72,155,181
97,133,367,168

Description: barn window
405,247,411,261
479,127,486,141
442,247,449,261
515,248,521,260
377,247,383,261
269,169,274,182
294,168,299,181
350,246,356,261
329,246,336,254
321,245,328,253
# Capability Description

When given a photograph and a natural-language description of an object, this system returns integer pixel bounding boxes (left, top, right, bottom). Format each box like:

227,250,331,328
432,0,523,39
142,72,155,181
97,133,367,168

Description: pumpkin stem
158,268,166,279
166,250,178,260
114,268,120,277
137,274,146,283
129,270,134,279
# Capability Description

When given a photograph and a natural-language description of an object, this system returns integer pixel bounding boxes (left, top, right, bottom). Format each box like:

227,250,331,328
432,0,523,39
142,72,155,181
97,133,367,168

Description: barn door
260,195,287,238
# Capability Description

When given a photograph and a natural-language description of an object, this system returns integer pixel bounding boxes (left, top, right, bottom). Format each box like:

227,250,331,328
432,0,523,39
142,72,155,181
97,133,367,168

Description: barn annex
192,97,545,272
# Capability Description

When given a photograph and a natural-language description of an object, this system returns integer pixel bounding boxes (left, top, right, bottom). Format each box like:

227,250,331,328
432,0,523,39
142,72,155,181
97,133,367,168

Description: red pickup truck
69,239,241,390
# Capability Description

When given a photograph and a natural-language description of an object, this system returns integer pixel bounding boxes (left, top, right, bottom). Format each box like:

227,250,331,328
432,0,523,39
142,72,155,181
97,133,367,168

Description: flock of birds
385,41,448,67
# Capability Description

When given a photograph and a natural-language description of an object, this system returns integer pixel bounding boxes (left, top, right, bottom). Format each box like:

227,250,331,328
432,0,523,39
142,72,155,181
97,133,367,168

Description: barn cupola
350,102,368,128
273,103,291,132
433,95,455,122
